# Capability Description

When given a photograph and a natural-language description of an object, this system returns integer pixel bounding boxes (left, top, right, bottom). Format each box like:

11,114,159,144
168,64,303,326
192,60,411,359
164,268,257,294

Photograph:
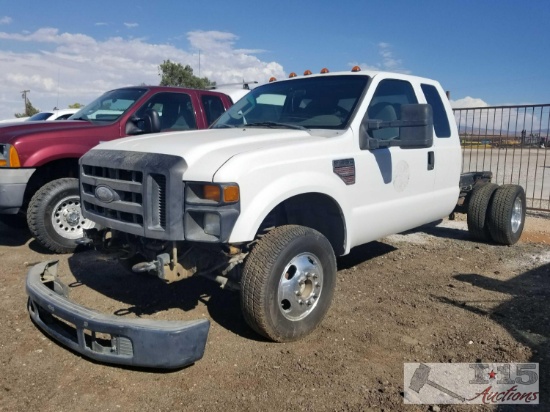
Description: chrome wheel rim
277,252,323,321
511,196,523,233
51,195,95,239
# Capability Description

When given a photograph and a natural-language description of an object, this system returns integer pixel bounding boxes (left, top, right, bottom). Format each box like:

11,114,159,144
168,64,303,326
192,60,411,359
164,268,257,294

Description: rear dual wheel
487,184,526,245
467,183,525,245
467,183,499,241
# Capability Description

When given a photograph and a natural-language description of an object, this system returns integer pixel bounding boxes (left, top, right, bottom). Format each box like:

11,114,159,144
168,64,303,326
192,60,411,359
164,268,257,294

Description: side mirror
398,104,433,148
126,108,161,135
142,108,161,133
360,103,434,150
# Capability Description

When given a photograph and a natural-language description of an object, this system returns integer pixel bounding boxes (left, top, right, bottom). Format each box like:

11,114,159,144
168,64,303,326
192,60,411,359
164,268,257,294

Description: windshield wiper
212,124,236,129
245,122,308,131
70,115,89,121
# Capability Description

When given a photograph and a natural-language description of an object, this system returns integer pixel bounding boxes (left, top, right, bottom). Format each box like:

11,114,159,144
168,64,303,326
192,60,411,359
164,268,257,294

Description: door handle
427,151,435,170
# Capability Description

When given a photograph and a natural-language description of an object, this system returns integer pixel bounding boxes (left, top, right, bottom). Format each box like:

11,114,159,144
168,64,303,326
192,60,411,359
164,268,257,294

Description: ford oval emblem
95,186,116,203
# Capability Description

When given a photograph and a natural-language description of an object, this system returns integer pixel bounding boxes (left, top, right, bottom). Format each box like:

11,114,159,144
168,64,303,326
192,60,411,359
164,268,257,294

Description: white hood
90,128,332,181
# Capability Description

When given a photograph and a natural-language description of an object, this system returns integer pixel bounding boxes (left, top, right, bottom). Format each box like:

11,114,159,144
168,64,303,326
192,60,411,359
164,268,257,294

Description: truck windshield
70,88,148,123
211,75,369,130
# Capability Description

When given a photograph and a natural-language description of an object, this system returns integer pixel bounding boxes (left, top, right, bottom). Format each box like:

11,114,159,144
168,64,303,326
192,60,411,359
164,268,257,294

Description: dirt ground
0,213,549,412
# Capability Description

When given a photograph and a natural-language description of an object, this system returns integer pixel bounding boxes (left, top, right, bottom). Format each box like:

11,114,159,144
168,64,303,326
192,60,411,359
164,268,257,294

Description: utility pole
21,89,30,114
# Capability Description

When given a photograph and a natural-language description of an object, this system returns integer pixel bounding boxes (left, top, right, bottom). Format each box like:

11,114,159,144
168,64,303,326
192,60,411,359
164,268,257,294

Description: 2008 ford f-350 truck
26,68,526,369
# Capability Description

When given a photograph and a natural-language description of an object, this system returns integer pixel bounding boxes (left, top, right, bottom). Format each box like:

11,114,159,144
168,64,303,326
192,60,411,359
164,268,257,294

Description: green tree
14,99,39,118
68,103,83,109
158,60,215,89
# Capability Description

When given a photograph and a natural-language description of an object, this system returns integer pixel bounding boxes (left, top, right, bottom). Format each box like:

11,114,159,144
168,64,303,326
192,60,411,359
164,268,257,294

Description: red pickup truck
0,86,234,253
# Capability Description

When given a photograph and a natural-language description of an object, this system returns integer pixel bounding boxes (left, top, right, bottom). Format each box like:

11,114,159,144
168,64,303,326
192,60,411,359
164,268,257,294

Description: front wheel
27,178,96,253
240,225,336,342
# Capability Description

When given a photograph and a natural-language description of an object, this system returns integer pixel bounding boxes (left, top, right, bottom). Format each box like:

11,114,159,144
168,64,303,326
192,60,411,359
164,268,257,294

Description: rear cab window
421,84,451,138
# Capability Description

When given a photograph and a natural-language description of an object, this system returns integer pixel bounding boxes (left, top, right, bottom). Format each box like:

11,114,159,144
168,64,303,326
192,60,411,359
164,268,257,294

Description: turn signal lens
9,146,20,167
203,185,221,202
0,144,21,167
223,185,240,202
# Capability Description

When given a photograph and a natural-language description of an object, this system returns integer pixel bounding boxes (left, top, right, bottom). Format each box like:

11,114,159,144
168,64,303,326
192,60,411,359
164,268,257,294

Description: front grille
82,164,143,183
81,166,147,228
150,173,166,228
79,150,187,240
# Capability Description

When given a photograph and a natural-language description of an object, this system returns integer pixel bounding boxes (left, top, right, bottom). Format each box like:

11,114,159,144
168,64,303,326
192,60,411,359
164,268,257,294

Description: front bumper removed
26,260,209,369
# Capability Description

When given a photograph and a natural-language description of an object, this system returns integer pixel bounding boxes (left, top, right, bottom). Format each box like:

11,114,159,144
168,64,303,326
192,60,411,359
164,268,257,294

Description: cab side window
137,92,197,131
201,95,225,126
367,79,417,140
421,84,451,138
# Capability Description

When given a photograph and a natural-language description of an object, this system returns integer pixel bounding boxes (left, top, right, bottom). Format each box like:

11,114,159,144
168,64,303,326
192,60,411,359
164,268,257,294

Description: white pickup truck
26,68,526,369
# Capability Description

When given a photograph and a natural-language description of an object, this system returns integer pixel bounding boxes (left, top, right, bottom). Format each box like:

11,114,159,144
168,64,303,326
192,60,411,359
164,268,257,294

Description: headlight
203,212,221,236
184,182,240,242
186,183,240,205
0,144,21,167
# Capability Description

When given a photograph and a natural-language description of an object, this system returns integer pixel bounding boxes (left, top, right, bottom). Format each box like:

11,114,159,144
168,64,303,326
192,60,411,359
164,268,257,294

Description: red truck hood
0,120,98,143
0,120,119,166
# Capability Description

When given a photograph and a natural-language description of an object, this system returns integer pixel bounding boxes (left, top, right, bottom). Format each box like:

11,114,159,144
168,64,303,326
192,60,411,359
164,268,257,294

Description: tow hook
75,236,94,246
76,228,110,249
132,252,193,283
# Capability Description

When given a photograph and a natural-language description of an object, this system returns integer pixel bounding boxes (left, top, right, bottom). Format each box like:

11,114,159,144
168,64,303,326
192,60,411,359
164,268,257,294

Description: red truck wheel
240,225,336,342
27,178,96,253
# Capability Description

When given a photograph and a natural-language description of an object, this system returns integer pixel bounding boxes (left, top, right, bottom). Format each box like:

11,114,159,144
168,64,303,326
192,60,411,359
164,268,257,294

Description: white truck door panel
348,78,438,247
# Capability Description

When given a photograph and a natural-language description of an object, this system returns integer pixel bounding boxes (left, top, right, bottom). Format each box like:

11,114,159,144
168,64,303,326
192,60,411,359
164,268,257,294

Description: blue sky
0,0,549,119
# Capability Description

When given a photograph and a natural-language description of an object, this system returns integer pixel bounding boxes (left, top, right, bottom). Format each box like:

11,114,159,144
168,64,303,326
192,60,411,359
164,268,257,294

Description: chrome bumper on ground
26,260,209,369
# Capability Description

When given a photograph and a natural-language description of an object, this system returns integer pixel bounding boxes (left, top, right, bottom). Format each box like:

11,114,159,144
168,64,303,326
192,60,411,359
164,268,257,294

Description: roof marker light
320,68,329,74
351,66,361,72
289,72,297,78
303,70,312,76
269,77,277,82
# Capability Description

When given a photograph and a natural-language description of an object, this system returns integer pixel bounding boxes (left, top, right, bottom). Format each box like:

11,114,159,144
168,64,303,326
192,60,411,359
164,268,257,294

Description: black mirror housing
398,104,433,148
142,108,161,133
360,103,433,150
126,109,161,135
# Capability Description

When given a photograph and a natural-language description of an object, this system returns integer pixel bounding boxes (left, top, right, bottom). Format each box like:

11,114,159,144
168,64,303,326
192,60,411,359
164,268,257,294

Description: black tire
467,183,499,242
240,225,336,342
0,213,28,229
27,178,96,253
487,184,526,245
